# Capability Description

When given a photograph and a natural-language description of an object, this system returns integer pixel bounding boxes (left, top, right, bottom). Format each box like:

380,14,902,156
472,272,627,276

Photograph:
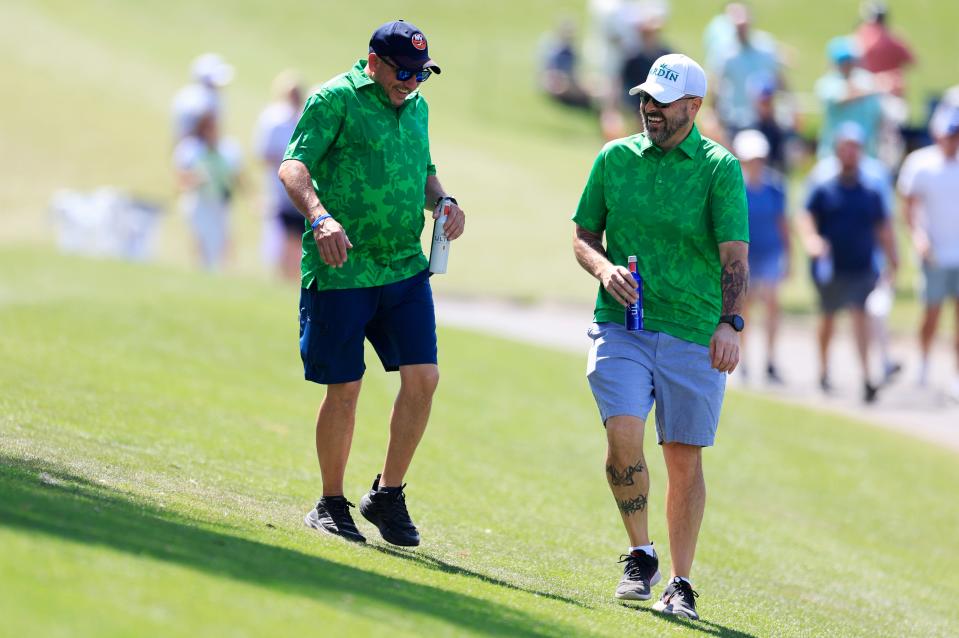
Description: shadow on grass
0,455,575,638
627,605,758,638
372,544,589,608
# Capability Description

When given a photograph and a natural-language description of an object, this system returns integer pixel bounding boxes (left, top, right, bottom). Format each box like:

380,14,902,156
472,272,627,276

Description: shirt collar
349,58,420,108
636,123,702,159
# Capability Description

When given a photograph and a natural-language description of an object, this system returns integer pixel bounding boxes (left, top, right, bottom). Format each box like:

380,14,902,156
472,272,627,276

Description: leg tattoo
617,494,648,516
606,459,645,486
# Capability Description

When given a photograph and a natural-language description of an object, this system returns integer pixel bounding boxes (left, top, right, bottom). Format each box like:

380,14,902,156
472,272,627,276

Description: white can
429,201,450,274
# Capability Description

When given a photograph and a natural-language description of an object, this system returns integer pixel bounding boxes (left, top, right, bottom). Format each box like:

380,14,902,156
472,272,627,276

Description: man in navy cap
280,20,465,547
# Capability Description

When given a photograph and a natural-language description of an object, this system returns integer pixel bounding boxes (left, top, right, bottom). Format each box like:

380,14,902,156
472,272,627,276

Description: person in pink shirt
855,1,915,97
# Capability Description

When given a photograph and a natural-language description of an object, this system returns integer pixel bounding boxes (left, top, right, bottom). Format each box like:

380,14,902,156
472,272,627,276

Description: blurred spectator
807,129,900,382
620,6,672,115
751,79,790,173
255,70,305,281
798,123,898,402
897,108,959,398
539,17,592,110
815,37,883,159
174,110,243,270
733,129,789,383
172,53,234,142
712,3,783,137
855,1,915,98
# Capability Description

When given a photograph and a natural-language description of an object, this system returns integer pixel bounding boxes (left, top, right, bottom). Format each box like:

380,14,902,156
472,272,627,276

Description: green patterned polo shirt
572,125,749,346
284,59,436,290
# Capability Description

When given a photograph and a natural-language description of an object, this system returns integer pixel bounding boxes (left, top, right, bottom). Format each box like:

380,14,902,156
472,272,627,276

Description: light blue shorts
586,322,727,447
922,263,959,305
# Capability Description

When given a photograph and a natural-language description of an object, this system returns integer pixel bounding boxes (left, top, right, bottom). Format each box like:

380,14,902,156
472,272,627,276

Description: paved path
435,296,959,453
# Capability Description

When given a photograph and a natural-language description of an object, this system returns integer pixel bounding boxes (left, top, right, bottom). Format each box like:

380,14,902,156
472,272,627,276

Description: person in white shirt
254,71,305,280
897,108,959,398
172,53,234,142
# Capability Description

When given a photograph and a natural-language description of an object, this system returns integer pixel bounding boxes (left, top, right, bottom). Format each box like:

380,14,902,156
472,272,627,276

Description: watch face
733,315,745,331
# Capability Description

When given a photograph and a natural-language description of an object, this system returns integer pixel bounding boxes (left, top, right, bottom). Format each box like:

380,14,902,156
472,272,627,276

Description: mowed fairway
0,248,956,637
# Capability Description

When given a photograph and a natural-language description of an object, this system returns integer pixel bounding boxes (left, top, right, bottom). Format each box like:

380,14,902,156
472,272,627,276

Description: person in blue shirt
733,130,789,383
797,124,899,402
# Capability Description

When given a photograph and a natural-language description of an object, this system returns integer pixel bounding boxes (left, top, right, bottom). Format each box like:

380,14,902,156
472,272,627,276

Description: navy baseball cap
369,20,441,74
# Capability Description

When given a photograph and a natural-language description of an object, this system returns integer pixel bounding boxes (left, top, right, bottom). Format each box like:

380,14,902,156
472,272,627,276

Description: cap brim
627,80,685,102
391,54,442,75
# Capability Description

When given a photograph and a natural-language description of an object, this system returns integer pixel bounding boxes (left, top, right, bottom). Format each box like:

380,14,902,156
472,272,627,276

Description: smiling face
367,53,421,107
640,96,701,149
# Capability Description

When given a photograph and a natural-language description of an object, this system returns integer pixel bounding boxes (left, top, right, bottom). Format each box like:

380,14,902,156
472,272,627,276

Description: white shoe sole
651,600,699,620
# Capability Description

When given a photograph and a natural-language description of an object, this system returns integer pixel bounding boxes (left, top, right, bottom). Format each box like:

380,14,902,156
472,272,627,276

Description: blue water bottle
625,255,644,331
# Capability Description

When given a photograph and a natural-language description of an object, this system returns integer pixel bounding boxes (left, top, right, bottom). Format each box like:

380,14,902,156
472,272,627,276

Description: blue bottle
625,255,644,331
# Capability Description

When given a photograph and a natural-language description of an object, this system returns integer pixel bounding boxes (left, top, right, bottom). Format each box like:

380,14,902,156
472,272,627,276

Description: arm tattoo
606,459,645,486
721,259,749,315
617,494,648,516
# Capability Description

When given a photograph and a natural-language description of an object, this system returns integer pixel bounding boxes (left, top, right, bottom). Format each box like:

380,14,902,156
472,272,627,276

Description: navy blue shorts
298,269,437,385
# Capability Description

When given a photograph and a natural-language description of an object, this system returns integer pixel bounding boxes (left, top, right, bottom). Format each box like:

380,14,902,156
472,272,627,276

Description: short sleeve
173,137,201,171
896,152,920,197
283,90,345,169
571,148,608,233
709,155,749,243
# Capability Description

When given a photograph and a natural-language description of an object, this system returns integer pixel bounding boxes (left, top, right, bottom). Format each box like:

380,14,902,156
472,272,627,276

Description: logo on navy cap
411,33,427,50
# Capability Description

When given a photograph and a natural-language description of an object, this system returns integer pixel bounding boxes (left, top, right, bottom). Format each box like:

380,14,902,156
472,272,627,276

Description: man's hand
434,199,465,240
312,216,353,268
600,264,639,307
806,234,830,259
709,323,740,373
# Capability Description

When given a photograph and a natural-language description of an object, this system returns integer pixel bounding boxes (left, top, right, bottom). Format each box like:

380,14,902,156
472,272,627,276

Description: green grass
2,0,958,309
2,247,958,637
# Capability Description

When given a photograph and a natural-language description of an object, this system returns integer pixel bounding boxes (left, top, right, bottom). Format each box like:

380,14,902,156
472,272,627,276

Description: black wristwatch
718,314,745,332
435,195,458,208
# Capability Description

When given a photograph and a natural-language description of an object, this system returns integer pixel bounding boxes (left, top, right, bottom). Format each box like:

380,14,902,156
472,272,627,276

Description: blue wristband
311,214,332,229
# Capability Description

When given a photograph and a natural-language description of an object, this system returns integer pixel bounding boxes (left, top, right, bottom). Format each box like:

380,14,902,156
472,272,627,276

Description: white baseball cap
192,53,234,87
732,129,770,161
628,53,707,103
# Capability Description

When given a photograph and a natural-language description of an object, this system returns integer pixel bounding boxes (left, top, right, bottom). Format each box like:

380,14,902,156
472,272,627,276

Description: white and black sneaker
304,496,366,543
614,550,661,600
652,576,700,620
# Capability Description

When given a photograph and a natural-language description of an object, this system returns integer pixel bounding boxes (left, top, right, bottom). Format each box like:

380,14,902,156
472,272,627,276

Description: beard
642,107,691,146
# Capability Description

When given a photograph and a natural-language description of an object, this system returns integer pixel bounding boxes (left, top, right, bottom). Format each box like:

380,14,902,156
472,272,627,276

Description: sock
919,359,929,385
629,543,656,558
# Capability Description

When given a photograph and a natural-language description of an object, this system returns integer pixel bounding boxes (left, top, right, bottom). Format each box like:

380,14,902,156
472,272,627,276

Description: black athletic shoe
652,577,700,620
864,382,879,404
359,474,420,547
766,363,784,385
304,496,366,543
820,375,833,394
615,550,661,600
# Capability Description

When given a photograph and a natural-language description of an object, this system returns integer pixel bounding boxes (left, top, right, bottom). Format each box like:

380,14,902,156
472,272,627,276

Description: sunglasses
639,94,695,109
380,56,432,83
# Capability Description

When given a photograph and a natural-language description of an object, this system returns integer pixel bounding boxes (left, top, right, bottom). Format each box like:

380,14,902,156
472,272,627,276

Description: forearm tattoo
617,494,648,516
606,459,645,486
721,259,749,315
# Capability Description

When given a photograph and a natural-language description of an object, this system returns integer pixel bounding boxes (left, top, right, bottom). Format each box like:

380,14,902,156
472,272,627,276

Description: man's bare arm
719,240,749,315
572,225,637,307
278,159,352,267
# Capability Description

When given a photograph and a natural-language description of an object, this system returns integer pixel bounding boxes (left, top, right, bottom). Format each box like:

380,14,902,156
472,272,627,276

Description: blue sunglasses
381,56,432,83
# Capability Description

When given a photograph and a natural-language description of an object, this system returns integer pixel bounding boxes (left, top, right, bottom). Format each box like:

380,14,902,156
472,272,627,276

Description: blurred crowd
171,53,307,281
539,0,959,402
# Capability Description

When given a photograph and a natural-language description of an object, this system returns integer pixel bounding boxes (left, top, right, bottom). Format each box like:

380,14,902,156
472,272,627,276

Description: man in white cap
172,53,235,142
572,53,748,620
898,108,959,398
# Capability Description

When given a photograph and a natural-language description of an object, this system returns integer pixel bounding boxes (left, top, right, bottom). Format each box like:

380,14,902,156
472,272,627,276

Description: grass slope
1,248,958,637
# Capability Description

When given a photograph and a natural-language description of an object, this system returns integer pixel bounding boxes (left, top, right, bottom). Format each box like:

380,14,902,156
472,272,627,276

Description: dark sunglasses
639,93,694,109
380,56,432,83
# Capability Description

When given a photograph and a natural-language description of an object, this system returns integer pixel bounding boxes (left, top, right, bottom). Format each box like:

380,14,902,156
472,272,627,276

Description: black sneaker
614,550,661,600
652,576,700,620
864,382,879,404
766,363,784,385
820,374,833,394
359,474,420,547
304,496,366,543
